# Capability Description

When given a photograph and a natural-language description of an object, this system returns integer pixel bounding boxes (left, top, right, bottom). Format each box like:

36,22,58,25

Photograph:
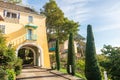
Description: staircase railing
7,33,37,47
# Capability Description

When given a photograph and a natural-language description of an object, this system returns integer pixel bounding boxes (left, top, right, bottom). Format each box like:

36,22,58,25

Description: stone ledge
50,70,83,80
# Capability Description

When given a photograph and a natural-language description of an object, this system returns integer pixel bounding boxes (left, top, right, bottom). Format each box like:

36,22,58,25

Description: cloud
55,0,120,37
75,0,120,33
56,0,92,23
95,24,120,32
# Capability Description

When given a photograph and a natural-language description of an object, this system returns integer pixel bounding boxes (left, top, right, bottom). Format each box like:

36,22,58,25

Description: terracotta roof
0,1,38,14
0,15,4,21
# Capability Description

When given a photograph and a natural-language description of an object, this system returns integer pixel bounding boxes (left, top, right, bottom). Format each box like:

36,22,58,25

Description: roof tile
0,1,38,14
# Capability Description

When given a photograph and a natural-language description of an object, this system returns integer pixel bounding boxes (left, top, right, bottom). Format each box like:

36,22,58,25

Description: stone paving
16,66,69,80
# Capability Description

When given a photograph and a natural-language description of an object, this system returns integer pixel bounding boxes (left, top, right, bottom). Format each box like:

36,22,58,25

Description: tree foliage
40,0,79,43
85,25,102,80
67,33,75,75
101,45,120,80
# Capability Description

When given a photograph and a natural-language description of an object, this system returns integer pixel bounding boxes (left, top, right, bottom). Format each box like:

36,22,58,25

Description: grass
59,68,86,80
60,68,67,73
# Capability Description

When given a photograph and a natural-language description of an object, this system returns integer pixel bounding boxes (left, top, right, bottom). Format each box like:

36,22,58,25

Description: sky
22,0,120,54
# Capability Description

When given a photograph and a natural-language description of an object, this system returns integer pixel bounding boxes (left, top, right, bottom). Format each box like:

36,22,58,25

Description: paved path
16,66,69,80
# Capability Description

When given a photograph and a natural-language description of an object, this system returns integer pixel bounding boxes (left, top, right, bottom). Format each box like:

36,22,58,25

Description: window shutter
18,13,20,19
3,10,7,17
0,25,5,34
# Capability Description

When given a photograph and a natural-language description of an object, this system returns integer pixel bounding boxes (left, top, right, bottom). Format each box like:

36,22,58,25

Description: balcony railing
26,34,37,41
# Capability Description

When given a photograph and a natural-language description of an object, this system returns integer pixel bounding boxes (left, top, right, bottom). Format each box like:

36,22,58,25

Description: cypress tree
55,39,60,70
85,25,102,80
67,33,75,75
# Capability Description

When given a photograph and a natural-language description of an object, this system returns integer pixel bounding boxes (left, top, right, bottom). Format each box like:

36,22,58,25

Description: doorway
27,29,32,40
18,48,34,65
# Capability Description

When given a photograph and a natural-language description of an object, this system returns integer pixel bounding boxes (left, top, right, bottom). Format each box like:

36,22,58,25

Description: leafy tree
55,39,60,70
101,45,120,80
67,33,75,75
40,0,79,43
61,18,79,42
85,25,102,80
40,0,64,41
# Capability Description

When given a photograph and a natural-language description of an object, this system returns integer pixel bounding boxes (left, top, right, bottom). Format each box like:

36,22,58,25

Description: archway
18,48,34,65
16,43,44,67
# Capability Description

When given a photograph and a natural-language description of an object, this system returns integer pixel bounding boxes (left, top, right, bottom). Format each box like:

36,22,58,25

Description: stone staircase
7,34,26,48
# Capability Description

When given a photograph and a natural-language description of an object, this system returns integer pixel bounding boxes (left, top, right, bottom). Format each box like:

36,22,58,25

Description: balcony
26,34,37,41
25,24,38,29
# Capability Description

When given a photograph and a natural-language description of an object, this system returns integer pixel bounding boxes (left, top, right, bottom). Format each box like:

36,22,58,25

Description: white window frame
3,10,20,19
28,16,33,23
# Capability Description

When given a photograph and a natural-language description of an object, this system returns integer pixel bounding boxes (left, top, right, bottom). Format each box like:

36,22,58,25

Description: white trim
16,42,44,67
38,49,44,67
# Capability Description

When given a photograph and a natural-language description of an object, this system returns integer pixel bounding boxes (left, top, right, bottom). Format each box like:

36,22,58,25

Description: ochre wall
0,8,50,68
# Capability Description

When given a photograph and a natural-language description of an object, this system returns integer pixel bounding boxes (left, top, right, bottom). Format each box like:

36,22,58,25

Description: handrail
7,34,26,47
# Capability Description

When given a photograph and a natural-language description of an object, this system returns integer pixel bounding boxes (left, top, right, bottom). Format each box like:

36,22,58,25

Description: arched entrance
16,43,44,67
18,47,34,65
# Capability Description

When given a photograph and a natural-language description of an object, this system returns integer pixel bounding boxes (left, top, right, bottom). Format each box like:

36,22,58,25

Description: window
12,13,17,18
0,25,5,34
6,12,10,17
28,16,33,23
3,10,20,19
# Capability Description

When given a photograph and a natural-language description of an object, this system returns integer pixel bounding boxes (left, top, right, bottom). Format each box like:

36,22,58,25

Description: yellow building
0,1,50,68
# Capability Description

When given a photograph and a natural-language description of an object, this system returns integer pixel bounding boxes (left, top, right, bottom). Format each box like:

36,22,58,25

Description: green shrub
0,68,8,80
6,69,16,80
0,31,22,79
76,59,86,80
76,59,85,72
14,58,22,75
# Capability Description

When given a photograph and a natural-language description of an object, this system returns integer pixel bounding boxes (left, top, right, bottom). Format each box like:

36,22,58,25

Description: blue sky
22,0,120,54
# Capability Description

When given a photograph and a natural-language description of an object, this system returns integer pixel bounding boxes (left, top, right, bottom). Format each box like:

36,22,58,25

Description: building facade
60,40,78,53
0,1,50,68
